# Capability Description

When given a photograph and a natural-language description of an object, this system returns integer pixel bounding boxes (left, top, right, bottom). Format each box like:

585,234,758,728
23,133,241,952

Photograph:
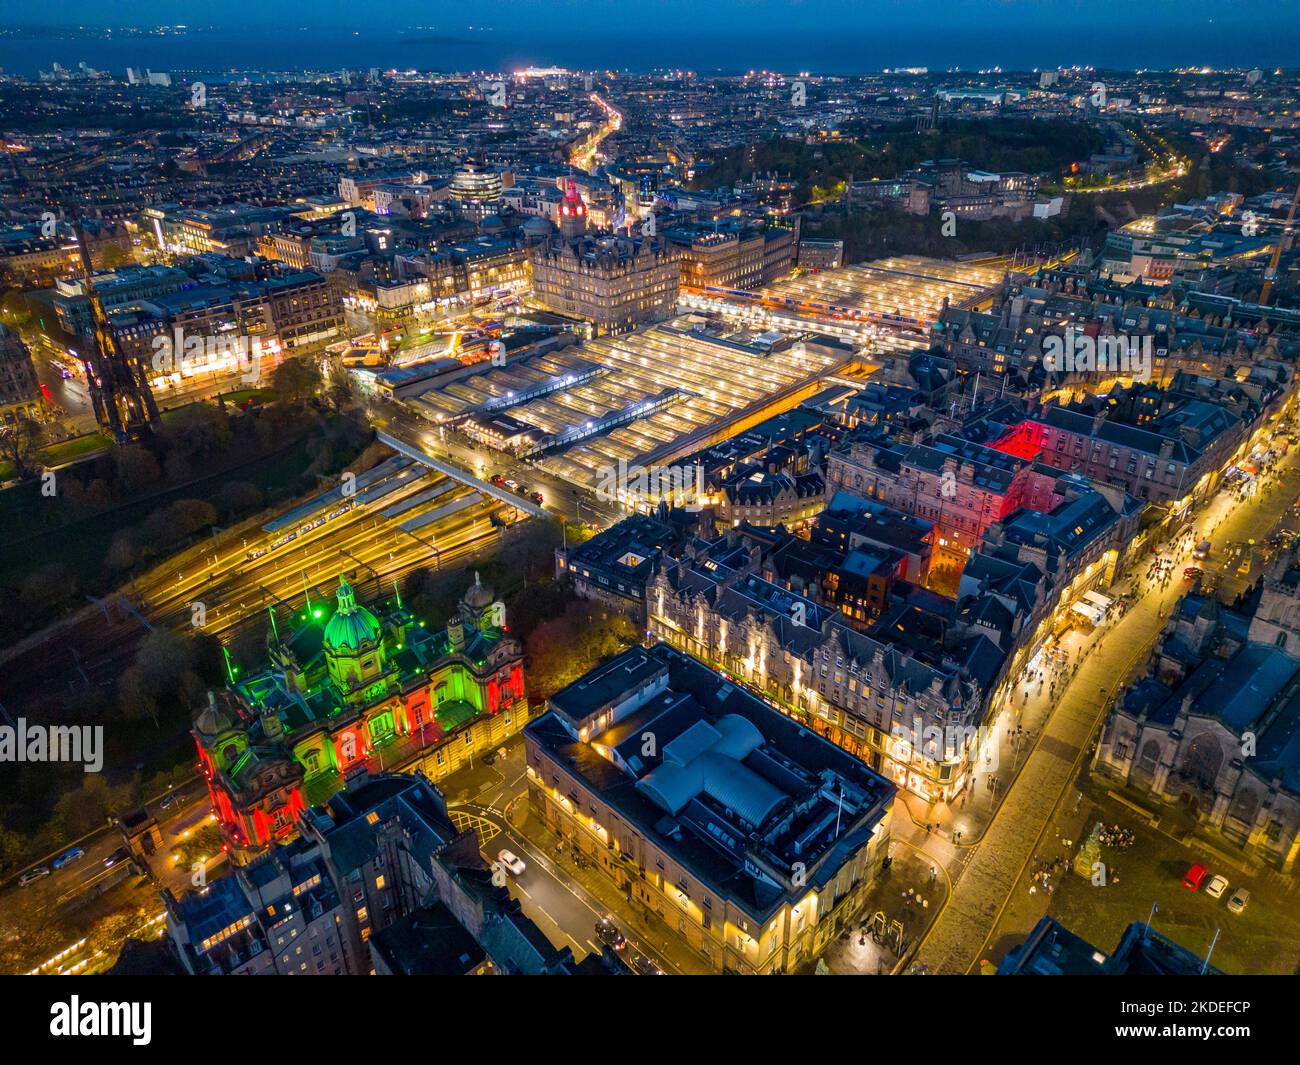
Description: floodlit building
531,183,680,335
648,535,1001,802
524,643,895,973
193,575,526,862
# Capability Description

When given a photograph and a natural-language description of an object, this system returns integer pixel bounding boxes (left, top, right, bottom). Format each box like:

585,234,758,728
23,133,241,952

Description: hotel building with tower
530,179,681,335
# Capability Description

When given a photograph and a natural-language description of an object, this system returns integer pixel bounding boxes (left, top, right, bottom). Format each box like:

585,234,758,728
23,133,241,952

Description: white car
496,849,526,877
1227,888,1250,914
1205,874,1229,899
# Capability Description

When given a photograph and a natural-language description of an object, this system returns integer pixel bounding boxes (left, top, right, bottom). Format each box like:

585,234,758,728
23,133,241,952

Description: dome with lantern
324,576,382,654
461,571,495,614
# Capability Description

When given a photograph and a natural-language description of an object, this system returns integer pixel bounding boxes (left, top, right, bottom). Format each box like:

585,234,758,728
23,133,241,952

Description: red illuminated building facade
194,574,527,862
826,433,1063,567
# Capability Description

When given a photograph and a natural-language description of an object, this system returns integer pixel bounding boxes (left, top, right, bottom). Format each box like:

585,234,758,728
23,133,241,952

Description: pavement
909,425,1300,975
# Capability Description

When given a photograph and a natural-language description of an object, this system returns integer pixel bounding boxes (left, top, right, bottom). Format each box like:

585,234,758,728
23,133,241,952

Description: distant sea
0,24,1298,78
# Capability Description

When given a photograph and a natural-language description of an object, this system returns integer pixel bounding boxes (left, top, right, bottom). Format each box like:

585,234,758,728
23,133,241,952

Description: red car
1183,863,1208,890
489,474,506,488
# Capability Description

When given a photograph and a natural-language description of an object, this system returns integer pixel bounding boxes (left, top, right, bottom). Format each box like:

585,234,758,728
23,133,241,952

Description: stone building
524,643,895,973
647,535,1002,803
193,574,527,862
530,183,680,335
1096,592,1300,872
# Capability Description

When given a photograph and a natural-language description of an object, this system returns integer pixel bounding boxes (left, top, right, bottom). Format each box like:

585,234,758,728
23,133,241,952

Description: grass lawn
0,430,111,480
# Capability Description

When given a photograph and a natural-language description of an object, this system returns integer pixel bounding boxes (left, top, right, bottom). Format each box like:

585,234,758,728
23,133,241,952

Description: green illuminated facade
195,574,527,860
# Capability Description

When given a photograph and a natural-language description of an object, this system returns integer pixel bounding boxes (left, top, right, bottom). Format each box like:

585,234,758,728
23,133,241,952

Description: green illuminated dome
323,577,382,653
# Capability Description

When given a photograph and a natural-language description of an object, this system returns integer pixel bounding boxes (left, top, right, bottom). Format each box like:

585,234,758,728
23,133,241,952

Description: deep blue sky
1,0,1294,34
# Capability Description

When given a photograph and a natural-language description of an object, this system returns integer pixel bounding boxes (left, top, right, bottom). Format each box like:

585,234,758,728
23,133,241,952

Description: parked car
1183,863,1208,890
495,849,526,877
18,866,50,887
595,917,627,951
1206,874,1229,899
1227,887,1250,914
52,848,85,869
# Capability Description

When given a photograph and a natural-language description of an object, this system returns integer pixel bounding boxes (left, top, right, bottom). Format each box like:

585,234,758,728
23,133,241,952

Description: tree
0,414,44,479
525,600,638,702
117,628,206,729
321,356,354,412
18,563,77,620
113,444,162,496
0,289,32,329
94,243,133,271
271,357,322,407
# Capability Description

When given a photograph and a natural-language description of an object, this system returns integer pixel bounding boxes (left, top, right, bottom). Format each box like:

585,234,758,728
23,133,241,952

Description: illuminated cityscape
1,2,1299,1024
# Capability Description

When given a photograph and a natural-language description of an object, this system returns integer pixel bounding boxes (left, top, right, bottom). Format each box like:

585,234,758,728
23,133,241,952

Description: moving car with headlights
495,849,526,877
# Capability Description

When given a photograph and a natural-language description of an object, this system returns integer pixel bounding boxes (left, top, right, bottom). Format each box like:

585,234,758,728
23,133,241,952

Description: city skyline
0,4,1296,1031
